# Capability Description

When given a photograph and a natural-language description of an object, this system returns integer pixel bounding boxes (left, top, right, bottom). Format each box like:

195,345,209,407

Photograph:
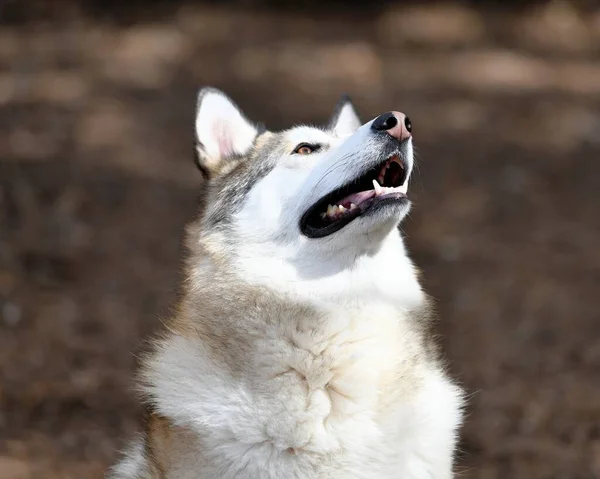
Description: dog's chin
345,198,411,239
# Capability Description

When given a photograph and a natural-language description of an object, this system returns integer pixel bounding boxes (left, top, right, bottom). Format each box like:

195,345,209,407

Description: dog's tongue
338,190,375,208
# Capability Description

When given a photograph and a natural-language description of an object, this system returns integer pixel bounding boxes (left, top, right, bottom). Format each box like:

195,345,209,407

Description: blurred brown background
1,0,600,477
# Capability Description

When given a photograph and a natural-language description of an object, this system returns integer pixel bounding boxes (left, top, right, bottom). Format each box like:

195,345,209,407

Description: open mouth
300,153,409,238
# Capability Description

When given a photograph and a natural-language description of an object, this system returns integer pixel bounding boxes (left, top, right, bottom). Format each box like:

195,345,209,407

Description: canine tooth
399,182,408,194
372,179,383,195
350,203,357,210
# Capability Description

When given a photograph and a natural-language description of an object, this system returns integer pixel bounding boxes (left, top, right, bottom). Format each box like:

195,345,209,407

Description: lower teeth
321,202,358,220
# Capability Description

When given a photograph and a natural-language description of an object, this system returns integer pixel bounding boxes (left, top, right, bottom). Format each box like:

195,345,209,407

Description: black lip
300,148,410,239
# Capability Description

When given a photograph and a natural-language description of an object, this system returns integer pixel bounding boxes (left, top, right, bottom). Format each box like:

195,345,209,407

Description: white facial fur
235,121,414,245
192,89,421,308
230,117,420,309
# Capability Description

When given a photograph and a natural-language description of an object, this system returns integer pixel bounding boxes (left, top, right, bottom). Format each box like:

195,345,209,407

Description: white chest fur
142,299,463,479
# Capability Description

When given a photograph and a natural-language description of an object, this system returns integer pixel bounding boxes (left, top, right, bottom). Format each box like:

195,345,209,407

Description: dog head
191,88,417,297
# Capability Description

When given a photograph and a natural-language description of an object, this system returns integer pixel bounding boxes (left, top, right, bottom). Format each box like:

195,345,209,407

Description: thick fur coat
108,88,464,479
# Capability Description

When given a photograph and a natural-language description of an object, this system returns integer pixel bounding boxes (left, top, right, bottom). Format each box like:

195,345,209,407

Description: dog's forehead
253,126,341,159
284,125,334,145
256,126,334,153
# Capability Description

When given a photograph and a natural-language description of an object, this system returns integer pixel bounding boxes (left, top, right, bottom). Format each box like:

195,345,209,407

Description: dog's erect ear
195,88,258,179
328,94,361,137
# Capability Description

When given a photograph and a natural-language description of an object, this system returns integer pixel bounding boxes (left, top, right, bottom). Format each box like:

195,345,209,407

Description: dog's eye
293,143,318,155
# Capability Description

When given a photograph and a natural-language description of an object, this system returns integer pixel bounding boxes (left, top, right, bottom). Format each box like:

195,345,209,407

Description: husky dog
109,88,464,479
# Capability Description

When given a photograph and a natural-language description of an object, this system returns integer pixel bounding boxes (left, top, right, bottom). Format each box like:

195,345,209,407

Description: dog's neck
197,230,425,312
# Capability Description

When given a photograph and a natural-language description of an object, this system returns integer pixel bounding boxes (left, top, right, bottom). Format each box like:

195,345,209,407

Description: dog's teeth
326,204,336,216
350,203,357,210
399,183,408,194
338,205,346,212
372,179,383,195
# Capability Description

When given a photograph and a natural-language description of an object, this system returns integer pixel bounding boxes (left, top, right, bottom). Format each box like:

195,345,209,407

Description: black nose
372,112,398,131
371,111,412,142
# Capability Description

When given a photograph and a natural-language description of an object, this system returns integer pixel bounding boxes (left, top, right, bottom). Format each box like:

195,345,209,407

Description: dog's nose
371,111,412,142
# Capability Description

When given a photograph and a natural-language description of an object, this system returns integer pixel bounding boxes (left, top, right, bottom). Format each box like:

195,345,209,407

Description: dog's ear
328,94,361,137
194,88,258,179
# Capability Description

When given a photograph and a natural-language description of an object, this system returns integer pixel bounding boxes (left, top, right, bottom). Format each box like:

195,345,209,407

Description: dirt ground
1,1,599,478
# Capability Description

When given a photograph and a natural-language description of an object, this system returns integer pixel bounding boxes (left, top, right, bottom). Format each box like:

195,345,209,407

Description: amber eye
293,143,317,155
